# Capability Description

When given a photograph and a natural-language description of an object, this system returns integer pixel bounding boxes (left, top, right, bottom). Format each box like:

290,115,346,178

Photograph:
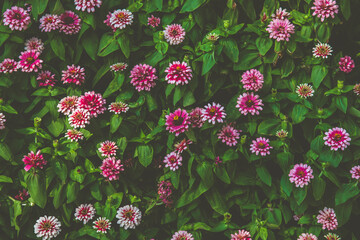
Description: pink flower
323,127,351,151
266,18,295,42
74,204,96,224
0,113,5,130
129,64,158,92
3,6,31,31
324,233,341,240
108,102,129,114
297,233,318,240
165,61,192,85
34,215,61,239
202,102,226,124
317,207,338,230
18,50,43,72
338,56,355,73
65,129,84,142
148,15,160,28
116,205,142,229
231,229,252,240
171,231,194,240
110,62,128,72
241,69,264,92
100,157,124,181
250,137,272,156
98,141,118,157
350,165,360,180
165,109,190,136
25,37,44,53
14,189,30,201
0,59,19,73
74,0,102,12
77,91,106,118
271,7,290,20
104,9,133,32
189,107,205,128
158,181,173,207
289,163,314,188
313,42,333,58
68,108,90,128
214,156,222,166
22,150,47,171
58,96,79,115
61,65,85,85
174,139,192,154
164,152,182,171
354,83,360,96
276,129,288,138
58,11,81,34
236,92,264,115
311,0,338,22
218,124,241,146
36,71,57,87
39,14,60,32
164,24,186,45
296,83,314,98
93,217,111,233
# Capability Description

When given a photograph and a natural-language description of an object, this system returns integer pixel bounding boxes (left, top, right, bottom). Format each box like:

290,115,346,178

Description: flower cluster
231,229,252,240
108,102,129,114
218,124,241,147
266,8,295,41
317,207,338,230
296,83,314,99
241,69,264,91
74,0,102,12
236,92,263,115
39,11,81,34
165,61,192,85
163,152,182,171
313,42,333,58
158,181,174,207
311,0,338,22
350,165,360,180
202,102,226,124
297,233,317,240
148,15,160,28
250,137,272,156
110,62,128,72
289,164,314,188
93,217,111,233
338,56,355,73
174,139,192,154
0,59,19,73
22,150,47,172
104,9,133,32
74,204,96,224
3,6,31,31
164,24,186,45
25,37,44,53
14,189,30,201
0,113,6,130
34,215,61,240
36,71,57,87
130,64,158,92
18,50,43,72
100,157,124,181
323,127,351,151
165,109,190,136
61,65,85,85
116,205,142,230
171,230,194,240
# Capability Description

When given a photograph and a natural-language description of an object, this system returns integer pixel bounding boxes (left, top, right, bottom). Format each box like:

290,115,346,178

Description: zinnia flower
0,113,5,130
338,56,355,73
311,0,338,22
39,14,60,32
271,7,290,19
65,129,84,142
148,15,160,27
276,129,288,138
324,233,341,240
165,109,190,136
58,11,81,35
266,18,295,42
108,102,129,114
236,92,264,115
217,124,241,147
354,83,360,96
77,91,106,118
18,50,43,72
98,140,118,157
68,108,90,128
164,152,182,171
74,204,96,224
289,164,314,188
129,64,158,92
189,107,205,128
164,24,186,45
116,205,142,230
174,139,192,154
34,215,61,240
323,127,351,151
313,42,333,58
25,37,44,53
202,102,226,124
3,6,31,31
350,165,360,180
317,207,338,230
36,71,57,87
297,233,318,240
22,150,47,172
61,64,85,85
296,83,314,98
100,157,124,181
104,9,133,32
93,217,111,233
0,59,19,73
58,96,79,115
241,69,264,92
74,0,102,12
214,156,222,166
165,61,192,85
171,231,194,240
231,229,252,240
206,33,219,41
250,137,272,156
14,189,30,201
110,62,127,72
158,181,173,207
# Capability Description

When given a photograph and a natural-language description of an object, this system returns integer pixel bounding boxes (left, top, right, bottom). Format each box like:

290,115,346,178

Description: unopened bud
318,108,324,115
240,135,246,144
337,80,344,90
34,117,41,128
223,20,230,29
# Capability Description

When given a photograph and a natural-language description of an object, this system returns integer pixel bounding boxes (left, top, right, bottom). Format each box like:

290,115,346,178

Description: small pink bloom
350,165,360,180
218,124,241,146
100,157,124,181
18,50,43,72
98,141,118,157
25,37,44,53
148,15,160,28
271,7,290,20
297,233,318,240
296,83,314,98
58,11,81,35
77,91,106,118
174,139,192,154
266,18,295,42
313,42,332,58
236,92,264,115
39,14,60,32
93,217,111,233
338,56,355,73
165,61,192,85
108,102,129,114
317,207,338,230
34,215,61,239
289,163,314,188
58,96,79,115
22,150,47,171
0,113,5,130
3,6,31,31
189,107,205,128
110,62,128,72
129,64,158,92
104,9,133,32
36,71,57,87
65,129,84,142
323,127,351,151
214,156,222,166
68,108,90,128
74,0,102,12
354,83,360,96
116,205,142,230
74,203,96,224
61,64,85,85
231,229,252,240
241,69,264,92
14,189,30,201
202,102,226,124
158,181,173,207
0,59,19,73
165,109,190,136
171,231,194,240
164,24,186,45
163,152,182,171
311,0,338,22
250,137,272,156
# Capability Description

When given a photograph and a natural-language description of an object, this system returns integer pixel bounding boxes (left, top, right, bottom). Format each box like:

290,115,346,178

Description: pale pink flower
324,233,341,240
148,15,160,28
338,56,355,73
289,163,314,188
100,157,124,181
250,137,272,156
297,233,318,240
74,0,102,12
116,205,142,229
0,59,19,73
165,109,190,136
58,11,81,35
0,113,5,130
317,207,338,230
108,102,129,114
266,18,295,42
110,62,127,72
174,139,192,154
25,37,44,53
36,71,57,87
311,0,338,22
34,215,61,240
164,24,186,45
129,64,157,91
276,129,288,138
61,64,85,85
350,165,360,180
206,33,219,41
313,42,332,58
231,229,252,240
58,96,79,115
218,124,241,146
189,107,205,128
171,231,194,240
98,140,118,157
202,102,226,124
323,127,351,151
18,50,43,72
236,92,264,115
296,83,314,98
165,61,192,85
22,150,47,172
68,108,90,128
3,6,31,31
74,204,96,224
271,7,290,20
354,83,360,96
39,14,60,32
65,129,84,142
104,9,133,32
241,69,264,92
93,217,111,233
77,91,106,118
164,152,182,171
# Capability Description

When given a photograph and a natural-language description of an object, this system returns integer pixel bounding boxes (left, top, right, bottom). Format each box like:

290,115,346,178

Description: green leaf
173,87,183,106
256,37,273,55
281,175,292,197
317,24,331,42
183,91,196,107
117,35,131,58
291,104,309,124
175,181,210,208
298,215,312,225
340,0,351,20
281,58,295,77
205,188,227,214
312,176,326,201
66,181,79,203
0,143,12,161
103,74,125,98
256,166,272,186
50,37,65,61
214,167,231,184
0,175,12,183
53,183,65,209
146,93,158,112
155,41,168,55
82,32,98,61
202,52,216,75
98,33,119,57
334,96,348,113
293,187,307,205
220,38,239,63
196,161,214,188
335,183,360,205
311,65,328,89
90,183,102,201
92,64,110,87
25,173,47,208
319,150,343,168
47,119,64,137
70,166,86,183
136,145,153,167
180,0,206,12
234,50,262,70
170,170,180,189
257,119,281,135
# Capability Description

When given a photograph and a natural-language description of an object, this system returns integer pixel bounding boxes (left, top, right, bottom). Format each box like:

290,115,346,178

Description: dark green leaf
220,38,239,62
311,65,328,89
50,38,65,61
136,145,153,167
25,173,47,208
335,183,360,205
291,104,309,124
117,35,131,58
180,0,206,12
202,52,216,75
256,37,273,55
312,176,326,201
256,166,272,186
334,96,348,113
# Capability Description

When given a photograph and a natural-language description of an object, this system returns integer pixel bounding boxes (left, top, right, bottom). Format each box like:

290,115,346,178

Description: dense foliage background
0,0,360,239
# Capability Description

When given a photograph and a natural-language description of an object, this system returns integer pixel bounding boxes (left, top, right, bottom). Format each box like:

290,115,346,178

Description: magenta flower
164,24,186,45
0,113,5,130
25,37,44,53
34,216,61,239
129,64,158,92
148,15,160,28
108,102,129,114
350,165,360,180
93,217,111,233
171,231,194,240
202,102,226,124
174,139,192,154
313,42,333,58
3,6,31,31
14,189,30,201
100,157,124,181
164,152,182,171
323,127,351,151
311,0,338,22
324,233,341,240
36,71,57,87
61,64,85,85
317,207,338,230
18,50,43,72
266,18,295,42
297,233,318,240
158,181,173,207
22,150,47,171
218,124,241,147
104,9,133,32
271,7,290,20
39,14,60,32
68,108,90,128
354,83,360,96
338,56,355,73
214,156,222,166
296,83,314,99
289,163,314,188
98,141,118,157
165,109,190,136
65,129,84,142
74,203,96,224
0,59,19,73
57,96,79,115
241,69,264,92
231,229,252,240
236,92,264,115
189,107,205,128
110,62,128,72
116,205,142,230
250,137,272,156
58,11,81,34
74,0,102,12
165,61,192,85
77,91,106,118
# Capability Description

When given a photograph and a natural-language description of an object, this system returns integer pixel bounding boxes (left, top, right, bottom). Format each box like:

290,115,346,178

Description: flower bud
271,88,277,97
159,31,164,40
317,108,324,115
223,20,230,29
240,135,247,144
337,80,344,90
34,117,41,128
224,212,232,223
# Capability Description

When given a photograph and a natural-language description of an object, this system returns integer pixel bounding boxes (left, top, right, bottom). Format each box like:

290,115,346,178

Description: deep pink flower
236,92,264,115
266,18,295,41
218,124,241,147
58,96,79,115
311,0,338,22
61,65,85,85
116,205,142,229
338,56,355,73
129,64,158,91
317,207,338,230
231,229,252,240
108,102,129,114
0,113,5,130
93,217,111,233
174,139,192,154
74,203,96,224
189,107,205,128
289,163,314,188
241,69,264,92
296,83,314,99
148,15,160,28
110,62,128,72
36,71,57,87
164,24,186,45
214,156,222,166
323,127,351,151
100,157,124,181
354,83,360,96
297,233,318,240
0,59,19,73
158,181,173,207
68,108,90,128
350,165,360,180
39,14,60,32
271,7,290,20
313,42,333,58
58,11,81,34
34,216,61,239
18,50,43,72
324,233,341,240
250,137,272,156
165,61,192,85
104,9,133,32
165,109,190,136
25,37,44,53
14,189,30,201
202,102,226,124
74,0,102,12
77,91,106,118
98,140,118,157
65,129,84,142
171,231,194,240
22,150,47,171
164,152,182,171
3,6,31,31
